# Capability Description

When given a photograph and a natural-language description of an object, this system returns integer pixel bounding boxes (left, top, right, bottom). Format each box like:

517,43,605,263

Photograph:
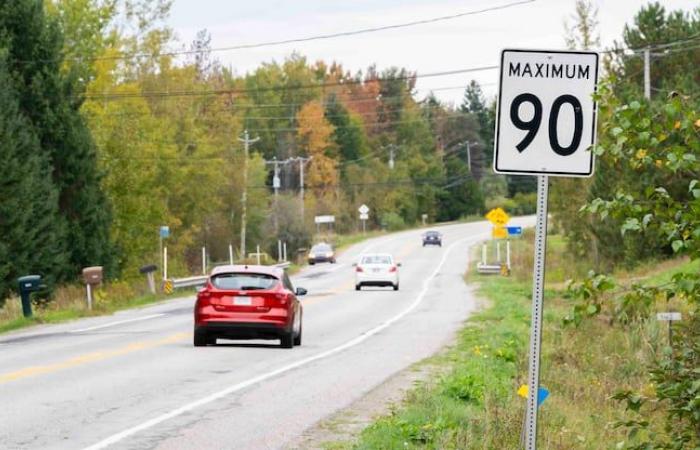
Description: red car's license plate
233,296,252,306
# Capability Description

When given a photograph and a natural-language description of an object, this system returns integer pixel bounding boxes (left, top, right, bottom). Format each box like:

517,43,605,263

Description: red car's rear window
211,273,278,290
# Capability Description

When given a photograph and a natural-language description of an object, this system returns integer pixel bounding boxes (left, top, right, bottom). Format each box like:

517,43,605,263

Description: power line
83,94,482,120
82,66,499,101
56,0,535,64
95,114,476,150
602,34,700,56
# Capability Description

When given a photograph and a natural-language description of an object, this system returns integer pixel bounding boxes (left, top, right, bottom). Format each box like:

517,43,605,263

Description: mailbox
81,266,103,310
17,275,45,318
82,266,103,285
139,264,157,275
139,264,158,295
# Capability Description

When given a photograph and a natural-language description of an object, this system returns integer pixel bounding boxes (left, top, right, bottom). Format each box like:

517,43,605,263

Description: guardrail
163,261,292,294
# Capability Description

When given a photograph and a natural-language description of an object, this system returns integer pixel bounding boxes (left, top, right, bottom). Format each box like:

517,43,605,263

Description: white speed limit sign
494,49,599,177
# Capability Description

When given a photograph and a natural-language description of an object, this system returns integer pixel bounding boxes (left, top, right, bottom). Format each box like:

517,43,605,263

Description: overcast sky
166,0,697,105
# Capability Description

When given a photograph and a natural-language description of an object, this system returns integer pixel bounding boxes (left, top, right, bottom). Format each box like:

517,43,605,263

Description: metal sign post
493,49,599,449
525,174,549,448
358,204,370,234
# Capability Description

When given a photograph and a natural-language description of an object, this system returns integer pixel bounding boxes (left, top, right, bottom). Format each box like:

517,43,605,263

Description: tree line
0,0,511,301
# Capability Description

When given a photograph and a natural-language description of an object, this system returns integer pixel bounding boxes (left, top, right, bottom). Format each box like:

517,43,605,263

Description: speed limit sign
494,49,599,177
494,49,600,450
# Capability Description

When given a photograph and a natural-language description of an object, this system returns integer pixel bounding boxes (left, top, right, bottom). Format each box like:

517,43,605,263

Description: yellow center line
0,332,190,384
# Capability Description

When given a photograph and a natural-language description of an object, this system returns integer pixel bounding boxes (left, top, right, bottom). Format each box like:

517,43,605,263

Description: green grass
347,235,693,449
0,282,169,336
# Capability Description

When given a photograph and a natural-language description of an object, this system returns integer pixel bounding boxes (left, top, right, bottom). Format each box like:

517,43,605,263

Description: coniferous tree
0,0,114,276
0,59,67,302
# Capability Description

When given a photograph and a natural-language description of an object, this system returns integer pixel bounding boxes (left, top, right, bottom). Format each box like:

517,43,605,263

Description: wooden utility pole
238,130,259,259
265,157,283,232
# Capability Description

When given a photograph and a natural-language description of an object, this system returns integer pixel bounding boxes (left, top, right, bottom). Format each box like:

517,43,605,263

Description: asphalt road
0,218,533,450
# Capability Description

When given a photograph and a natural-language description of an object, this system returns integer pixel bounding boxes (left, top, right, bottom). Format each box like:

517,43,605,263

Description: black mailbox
139,264,158,294
17,275,45,318
139,264,157,274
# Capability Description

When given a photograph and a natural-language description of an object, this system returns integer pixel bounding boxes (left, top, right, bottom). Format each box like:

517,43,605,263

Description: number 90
510,93,583,156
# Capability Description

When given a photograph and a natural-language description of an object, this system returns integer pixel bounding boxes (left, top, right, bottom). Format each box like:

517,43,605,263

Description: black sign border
493,48,600,177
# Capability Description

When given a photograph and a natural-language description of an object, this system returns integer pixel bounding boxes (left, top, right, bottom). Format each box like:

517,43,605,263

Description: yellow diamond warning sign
163,279,174,295
492,226,508,239
486,207,510,226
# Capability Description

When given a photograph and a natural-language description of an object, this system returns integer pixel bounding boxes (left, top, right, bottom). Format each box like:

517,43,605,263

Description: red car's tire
294,319,302,346
193,330,208,347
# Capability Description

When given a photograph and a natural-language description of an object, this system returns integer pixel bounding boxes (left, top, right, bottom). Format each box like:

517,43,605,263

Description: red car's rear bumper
195,306,291,338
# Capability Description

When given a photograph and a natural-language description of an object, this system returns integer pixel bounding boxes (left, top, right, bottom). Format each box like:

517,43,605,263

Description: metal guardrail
164,261,292,293
476,263,507,275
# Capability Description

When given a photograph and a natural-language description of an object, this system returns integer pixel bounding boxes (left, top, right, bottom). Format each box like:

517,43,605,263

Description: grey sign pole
524,175,549,449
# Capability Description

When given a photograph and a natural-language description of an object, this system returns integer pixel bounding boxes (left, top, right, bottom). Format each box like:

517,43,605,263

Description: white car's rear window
211,273,278,290
361,255,392,265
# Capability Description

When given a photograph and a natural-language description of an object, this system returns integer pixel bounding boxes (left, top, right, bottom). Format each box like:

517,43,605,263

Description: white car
354,253,400,291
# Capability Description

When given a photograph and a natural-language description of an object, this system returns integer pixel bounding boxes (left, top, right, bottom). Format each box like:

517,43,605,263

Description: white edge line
83,232,488,450
69,314,166,333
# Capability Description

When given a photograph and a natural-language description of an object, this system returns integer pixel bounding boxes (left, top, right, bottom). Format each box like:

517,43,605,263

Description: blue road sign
537,387,549,406
160,226,170,239
507,226,523,236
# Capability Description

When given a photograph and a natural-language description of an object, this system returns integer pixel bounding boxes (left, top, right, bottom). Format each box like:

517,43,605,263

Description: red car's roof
210,264,284,278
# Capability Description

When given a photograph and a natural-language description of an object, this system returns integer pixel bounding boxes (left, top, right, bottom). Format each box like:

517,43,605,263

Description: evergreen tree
0,0,115,276
324,95,368,165
0,58,67,302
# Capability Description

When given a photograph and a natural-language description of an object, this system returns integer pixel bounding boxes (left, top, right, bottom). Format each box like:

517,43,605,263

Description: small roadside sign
507,226,523,236
358,204,370,215
656,312,682,321
359,213,369,220
493,226,508,239
517,385,550,407
486,207,510,226
160,226,170,239
314,215,335,224
494,49,599,177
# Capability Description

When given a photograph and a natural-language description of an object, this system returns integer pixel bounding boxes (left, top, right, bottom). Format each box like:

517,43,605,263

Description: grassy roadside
0,281,170,335
342,233,695,449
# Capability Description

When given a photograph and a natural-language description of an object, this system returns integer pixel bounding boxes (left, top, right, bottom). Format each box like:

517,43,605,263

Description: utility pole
238,129,259,259
384,144,398,170
466,141,472,172
465,141,480,172
643,47,651,100
296,156,312,223
265,157,283,232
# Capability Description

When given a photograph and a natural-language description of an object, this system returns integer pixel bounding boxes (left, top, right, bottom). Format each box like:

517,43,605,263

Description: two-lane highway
0,218,533,449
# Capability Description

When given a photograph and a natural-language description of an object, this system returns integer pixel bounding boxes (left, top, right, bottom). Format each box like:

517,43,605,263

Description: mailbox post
82,266,103,310
17,275,44,318
139,264,158,294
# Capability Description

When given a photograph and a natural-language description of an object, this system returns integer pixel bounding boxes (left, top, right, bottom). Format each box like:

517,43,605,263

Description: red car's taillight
275,293,289,305
196,289,212,305
389,266,397,273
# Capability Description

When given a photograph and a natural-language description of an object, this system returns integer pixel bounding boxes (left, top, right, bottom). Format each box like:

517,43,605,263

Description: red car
194,265,305,348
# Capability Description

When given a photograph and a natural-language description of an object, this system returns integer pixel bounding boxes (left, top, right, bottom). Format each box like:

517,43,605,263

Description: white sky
167,0,697,106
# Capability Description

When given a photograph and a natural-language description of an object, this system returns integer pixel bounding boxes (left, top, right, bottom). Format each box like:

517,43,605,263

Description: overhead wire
48,0,536,64
81,66,499,101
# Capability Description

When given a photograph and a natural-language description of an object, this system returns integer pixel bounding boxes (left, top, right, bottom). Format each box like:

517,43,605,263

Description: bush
379,211,406,231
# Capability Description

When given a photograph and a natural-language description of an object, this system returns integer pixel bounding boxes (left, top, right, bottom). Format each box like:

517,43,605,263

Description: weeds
351,236,695,449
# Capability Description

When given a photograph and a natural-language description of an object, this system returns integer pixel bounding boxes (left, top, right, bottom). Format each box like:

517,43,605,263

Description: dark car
194,265,305,348
422,231,442,247
308,243,336,264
